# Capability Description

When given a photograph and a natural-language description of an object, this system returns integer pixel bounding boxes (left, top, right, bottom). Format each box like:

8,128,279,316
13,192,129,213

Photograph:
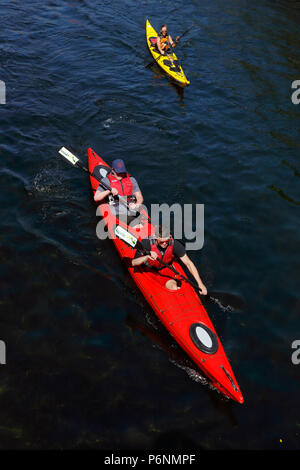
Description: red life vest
146,238,174,270
159,34,170,51
107,173,134,201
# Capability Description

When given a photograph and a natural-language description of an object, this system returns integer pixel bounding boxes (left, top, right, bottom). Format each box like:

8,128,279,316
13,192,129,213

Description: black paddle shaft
175,24,194,43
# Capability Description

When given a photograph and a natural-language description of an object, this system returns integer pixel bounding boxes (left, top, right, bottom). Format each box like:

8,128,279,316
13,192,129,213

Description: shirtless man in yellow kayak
157,24,179,56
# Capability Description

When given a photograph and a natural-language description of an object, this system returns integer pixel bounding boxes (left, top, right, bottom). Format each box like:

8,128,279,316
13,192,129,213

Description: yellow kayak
146,19,190,87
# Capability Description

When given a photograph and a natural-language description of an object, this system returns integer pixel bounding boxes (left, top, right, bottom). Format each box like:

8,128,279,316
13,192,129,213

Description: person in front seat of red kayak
94,158,144,225
132,225,207,293
157,24,179,56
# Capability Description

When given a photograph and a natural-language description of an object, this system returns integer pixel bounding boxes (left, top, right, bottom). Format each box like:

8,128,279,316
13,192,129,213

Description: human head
160,24,167,36
112,159,127,176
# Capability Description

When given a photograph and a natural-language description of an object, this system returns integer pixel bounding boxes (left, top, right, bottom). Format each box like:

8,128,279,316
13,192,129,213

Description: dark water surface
0,0,300,449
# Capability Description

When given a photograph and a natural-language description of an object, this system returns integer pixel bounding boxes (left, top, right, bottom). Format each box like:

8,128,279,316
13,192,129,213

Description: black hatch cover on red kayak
189,323,219,355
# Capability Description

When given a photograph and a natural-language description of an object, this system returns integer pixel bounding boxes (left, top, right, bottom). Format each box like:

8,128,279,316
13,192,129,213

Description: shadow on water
146,61,185,103
124,302,238,427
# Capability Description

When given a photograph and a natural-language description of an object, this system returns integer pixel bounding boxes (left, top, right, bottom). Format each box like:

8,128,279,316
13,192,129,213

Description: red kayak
88,148,244,403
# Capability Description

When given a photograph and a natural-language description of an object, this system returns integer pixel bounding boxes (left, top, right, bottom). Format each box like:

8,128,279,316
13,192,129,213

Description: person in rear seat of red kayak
157,24,179,56
132,225,207,293
94,158,144,226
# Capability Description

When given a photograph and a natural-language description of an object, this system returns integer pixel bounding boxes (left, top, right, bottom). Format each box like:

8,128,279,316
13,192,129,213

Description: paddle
114,225,243,311
58,147,142,218
118,228,208,293
167,23,195,67
174,23,194,43
146,24,194,68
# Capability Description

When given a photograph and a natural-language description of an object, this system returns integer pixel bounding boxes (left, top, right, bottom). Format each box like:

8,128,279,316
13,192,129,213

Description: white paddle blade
59,147,79,166
115,225,138,248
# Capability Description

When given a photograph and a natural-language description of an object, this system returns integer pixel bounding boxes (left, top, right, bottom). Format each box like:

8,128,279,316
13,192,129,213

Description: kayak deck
146,19,190,88
88,148,243,403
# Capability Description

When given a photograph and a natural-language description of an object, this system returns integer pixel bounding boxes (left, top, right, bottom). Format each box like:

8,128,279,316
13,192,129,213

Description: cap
112,159,127,174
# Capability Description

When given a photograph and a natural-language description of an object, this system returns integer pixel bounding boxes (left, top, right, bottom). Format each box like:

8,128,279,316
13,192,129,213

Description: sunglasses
113,171,127,177
157,237,170,245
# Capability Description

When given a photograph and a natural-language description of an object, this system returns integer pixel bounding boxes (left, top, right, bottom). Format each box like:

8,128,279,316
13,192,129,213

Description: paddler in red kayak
94,158,144,226
157,24,179,56
132,225,207,293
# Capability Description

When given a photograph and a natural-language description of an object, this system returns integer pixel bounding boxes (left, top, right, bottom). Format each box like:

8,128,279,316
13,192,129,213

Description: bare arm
94,182,119,202
94,188,111,202
132,250,158,267
132,254,149,267
169,35,179,48
180,254,207,295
